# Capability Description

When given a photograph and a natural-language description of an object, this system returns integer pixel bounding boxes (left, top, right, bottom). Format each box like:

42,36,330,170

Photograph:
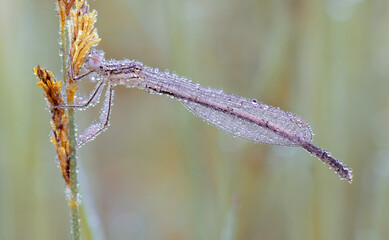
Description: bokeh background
1,0,389,239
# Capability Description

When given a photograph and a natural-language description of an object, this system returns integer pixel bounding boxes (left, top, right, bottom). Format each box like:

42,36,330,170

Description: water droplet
251,99,258,105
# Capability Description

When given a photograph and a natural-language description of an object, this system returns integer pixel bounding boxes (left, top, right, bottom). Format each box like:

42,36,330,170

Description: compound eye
85,50,104,70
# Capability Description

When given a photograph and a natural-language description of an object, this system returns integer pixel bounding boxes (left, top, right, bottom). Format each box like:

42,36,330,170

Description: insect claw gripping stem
72,70,95,81
50,80,106,110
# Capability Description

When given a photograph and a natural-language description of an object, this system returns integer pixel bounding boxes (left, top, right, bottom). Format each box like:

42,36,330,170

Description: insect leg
52,80,106,110
74,84,114,150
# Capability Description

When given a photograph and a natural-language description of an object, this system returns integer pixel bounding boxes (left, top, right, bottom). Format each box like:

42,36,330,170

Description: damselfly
58,49,353,182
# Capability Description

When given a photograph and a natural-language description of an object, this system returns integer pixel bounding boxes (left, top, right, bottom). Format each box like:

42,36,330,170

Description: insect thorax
102,60,144,87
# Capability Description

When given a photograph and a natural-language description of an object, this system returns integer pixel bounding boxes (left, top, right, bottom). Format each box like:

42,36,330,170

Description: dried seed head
34,65,71,185
68,5,101,76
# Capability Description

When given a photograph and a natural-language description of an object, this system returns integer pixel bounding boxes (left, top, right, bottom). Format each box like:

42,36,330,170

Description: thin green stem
68,108,80,240
60,23,68,85
59,17,81,240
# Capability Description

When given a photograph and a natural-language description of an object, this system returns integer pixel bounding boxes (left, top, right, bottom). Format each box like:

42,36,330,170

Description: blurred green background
1,0,389,239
